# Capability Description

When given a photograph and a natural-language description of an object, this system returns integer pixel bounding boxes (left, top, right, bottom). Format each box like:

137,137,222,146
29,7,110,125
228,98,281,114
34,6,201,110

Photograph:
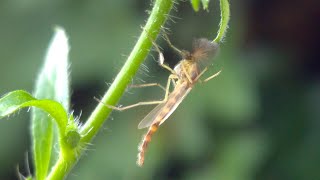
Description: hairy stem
46,150,76,180
80,0,173,143
47,0,173,179
213,0,230,43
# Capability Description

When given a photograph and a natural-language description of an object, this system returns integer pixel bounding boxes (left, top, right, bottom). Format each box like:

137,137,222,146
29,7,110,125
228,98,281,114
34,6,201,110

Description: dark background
0,0,319,179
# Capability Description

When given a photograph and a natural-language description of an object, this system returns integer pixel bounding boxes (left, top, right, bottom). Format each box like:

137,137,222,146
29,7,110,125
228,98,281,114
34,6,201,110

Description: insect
98,35,221,166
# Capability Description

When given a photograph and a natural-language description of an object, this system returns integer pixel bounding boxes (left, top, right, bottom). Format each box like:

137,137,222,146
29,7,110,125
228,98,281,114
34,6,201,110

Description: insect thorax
174,60,200,82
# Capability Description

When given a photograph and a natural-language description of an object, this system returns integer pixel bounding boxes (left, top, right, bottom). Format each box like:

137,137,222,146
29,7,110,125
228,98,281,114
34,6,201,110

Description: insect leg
171,78,177,87
162,33,183,55
152,40,176,75
194,67,208,82
203,70,222,83
142,27,176,74
181,64,193,83
128,83,166,92
96,74,177,111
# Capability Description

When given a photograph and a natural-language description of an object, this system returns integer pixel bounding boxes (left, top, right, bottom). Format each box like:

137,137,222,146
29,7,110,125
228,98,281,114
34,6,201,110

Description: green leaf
190,0,210,11
32,27,70,180
0,90,67,131
34,27,70,111
191,0,200,11
0,90,68,180
201,0,210,10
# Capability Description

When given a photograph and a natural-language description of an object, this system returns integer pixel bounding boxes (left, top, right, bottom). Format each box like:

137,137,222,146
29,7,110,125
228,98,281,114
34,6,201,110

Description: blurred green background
1,0,319,179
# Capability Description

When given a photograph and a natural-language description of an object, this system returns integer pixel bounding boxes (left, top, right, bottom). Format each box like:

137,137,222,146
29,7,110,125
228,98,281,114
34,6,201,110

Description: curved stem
47,0,173,179
80,0,173,143
213,0,230,43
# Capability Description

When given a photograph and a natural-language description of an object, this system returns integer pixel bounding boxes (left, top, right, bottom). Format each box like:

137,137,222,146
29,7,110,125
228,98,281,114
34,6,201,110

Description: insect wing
138,102,166,129
159,87,191,126
137,87,191,129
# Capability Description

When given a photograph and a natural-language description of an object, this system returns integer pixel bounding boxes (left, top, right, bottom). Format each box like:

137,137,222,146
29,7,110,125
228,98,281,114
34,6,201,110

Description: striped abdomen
137,121,160,166
137,81,190,166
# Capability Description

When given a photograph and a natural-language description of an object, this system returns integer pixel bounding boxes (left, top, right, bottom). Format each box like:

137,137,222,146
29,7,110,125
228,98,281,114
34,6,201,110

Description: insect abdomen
137,122,160,166
137,82,189,166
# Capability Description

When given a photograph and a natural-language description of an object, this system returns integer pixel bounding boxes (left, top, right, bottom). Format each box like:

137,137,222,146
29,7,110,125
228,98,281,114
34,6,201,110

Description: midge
98,35,221,166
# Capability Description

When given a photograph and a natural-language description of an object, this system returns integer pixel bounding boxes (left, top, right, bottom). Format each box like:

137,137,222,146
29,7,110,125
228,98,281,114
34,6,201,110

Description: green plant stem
46,0,173,179
46,147,76,180
213,0,230,43
80,0,173,143
46,157,68,180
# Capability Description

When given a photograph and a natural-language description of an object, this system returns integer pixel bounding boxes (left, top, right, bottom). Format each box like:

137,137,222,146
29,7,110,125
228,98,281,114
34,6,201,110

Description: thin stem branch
213,0,230,43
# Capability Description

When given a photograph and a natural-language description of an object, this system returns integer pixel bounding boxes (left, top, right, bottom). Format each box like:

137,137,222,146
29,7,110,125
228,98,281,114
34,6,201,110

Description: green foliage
190,0,230,42
0,90,69,179
0,90,68,131
213,0,230,42
190,0,210,11
191,0,201,11
0,0,230,179
201,0,210,10
31,27,70,180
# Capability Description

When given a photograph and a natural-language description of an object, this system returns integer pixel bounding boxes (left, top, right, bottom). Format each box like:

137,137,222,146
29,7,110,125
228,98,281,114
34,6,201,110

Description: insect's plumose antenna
191,38,220,61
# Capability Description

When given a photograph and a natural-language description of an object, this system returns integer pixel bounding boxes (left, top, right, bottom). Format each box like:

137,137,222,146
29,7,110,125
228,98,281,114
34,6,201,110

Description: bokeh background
0,0,319,179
